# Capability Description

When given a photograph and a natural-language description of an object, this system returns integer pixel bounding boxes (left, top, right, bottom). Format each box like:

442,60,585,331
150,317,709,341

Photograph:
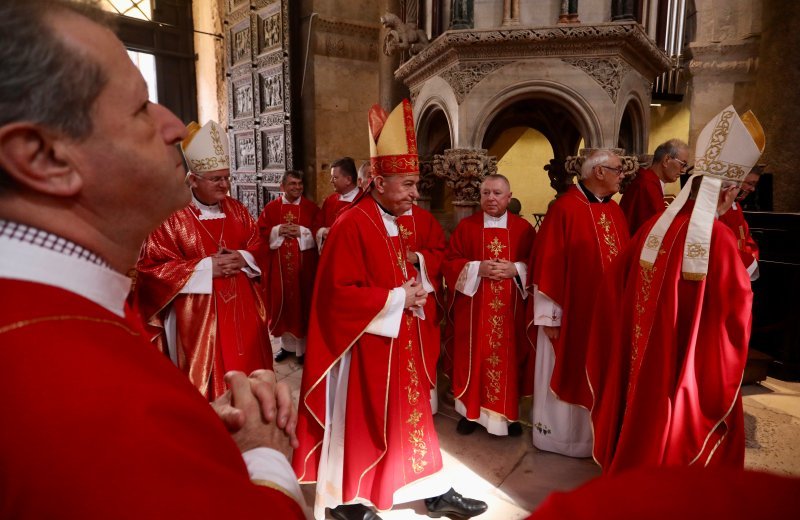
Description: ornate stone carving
258,67,283,113
431,148,497,203
450,0,474,30
418,158,437,198
440,62,507,104
236,183,259,218
562,57,631,102
395,22,670,87
231,24,251,67
231,77,254,120
234,132,257,171
261,131,285,169
381,12,429,56
544,158,572,197
314,16,380,62
258,12,281,55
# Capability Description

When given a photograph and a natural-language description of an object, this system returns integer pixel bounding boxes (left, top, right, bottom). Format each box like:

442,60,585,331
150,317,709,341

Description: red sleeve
531,201,568,307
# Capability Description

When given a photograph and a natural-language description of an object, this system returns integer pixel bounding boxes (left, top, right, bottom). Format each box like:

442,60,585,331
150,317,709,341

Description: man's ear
372,175,385,193
0,123,82,196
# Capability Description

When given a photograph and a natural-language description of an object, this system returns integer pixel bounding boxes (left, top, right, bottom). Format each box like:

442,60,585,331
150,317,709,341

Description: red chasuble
135,197,271,400
257,196,320,339
526,467,800,519
587,206,752,474
443,212,536,421
0,279,305,519
718,203,760,270
396,205,447,387
620,168,665,234
529,185,629,410
314,188,361,233
292,196,442,510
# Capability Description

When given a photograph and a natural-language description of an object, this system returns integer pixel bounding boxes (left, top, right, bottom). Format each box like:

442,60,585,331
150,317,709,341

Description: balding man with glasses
135,121,273,400
527,149,630,457
621,139,690,234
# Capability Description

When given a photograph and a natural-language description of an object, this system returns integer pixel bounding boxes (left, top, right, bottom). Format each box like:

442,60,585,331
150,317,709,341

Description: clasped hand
478,259,518,280
212,248,246,277
279,223,301,239
211,370,298,459
401,278,427,310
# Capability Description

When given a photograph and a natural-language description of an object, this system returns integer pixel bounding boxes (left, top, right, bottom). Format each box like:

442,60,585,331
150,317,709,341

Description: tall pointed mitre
640,105,765,280
368,99,419,177
181,120,229,173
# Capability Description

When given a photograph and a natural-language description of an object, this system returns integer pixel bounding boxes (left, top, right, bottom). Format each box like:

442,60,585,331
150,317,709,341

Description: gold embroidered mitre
640,106,765,281
181,120,229,173
368,99,419,177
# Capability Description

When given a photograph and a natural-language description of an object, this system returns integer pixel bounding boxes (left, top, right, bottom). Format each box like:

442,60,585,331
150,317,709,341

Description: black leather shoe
507,422,522,437
456,417,477,435
329,504,383,520
274,348,291,362
296,354,304,365
425,488,488,518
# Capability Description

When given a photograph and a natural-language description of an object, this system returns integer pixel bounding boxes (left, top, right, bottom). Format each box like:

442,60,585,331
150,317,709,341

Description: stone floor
273,348,800,519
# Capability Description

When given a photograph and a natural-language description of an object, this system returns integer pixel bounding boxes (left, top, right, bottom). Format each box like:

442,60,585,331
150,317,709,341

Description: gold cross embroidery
487,237,506,259
598,213,611,234
283,212,296,224
399,224,412,241
489,297,505,311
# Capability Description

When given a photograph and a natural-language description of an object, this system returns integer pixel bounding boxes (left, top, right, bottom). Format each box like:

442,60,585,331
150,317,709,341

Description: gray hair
652,139,689,163
0,0,112,142
580,150,617,179
481,173,511,189
358,161,372,180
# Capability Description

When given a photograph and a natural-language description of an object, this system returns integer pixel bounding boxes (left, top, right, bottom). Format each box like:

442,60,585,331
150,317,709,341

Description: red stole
396,209,445,388
476,229,515,411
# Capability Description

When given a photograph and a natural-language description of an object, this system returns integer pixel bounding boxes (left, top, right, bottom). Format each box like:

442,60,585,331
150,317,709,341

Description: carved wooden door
226,0,293,217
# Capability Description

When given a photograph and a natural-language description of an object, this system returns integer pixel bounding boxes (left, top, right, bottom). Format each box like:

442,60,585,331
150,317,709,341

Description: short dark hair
331,157,357,184
0,0,113,140
653,139,688,163
281,170,303,185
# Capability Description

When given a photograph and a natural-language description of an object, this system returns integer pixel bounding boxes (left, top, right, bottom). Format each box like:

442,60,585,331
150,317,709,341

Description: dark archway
417,106,452,211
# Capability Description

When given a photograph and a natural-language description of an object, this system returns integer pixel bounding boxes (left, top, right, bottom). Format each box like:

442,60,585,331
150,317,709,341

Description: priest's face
330,166,354,194
190,169,231,205
282,175,304,202
480,177,512,217
373,174,419,215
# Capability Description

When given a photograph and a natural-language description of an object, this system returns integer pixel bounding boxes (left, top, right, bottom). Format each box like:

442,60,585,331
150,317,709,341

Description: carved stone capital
431,148,497,203
440,62,507,104
562,57,631,103
418,158,438,198
687,40,760,81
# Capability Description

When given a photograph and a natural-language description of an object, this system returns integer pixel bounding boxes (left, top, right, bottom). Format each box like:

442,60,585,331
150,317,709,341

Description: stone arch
416,98,454,157
617,91,647,155
470,81,603,153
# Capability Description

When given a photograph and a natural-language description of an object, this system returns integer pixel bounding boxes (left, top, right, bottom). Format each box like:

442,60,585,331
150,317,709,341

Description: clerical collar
339,186,359,202
192,194,225,220
282,195,301,205
0,220,129,317
372,196,396,217
578,181,612,203
483,211,508,228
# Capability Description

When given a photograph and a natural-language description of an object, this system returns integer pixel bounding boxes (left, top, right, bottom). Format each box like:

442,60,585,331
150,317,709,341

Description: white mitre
640,106,765,280
181,121,229,173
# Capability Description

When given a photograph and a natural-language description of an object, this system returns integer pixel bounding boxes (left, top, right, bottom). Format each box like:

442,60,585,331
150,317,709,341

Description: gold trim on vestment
0,315,139,336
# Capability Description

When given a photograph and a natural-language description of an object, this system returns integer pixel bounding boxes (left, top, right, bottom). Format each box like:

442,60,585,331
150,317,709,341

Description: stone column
752,0,800,211
379,0,407,111
417,158,436,211
432,148,497,224
450,0,474,30
558,0,580,24
502,0,520,27
611,0,636,22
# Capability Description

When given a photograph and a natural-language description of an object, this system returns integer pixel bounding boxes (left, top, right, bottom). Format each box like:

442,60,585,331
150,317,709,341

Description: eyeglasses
193,173,231,185
672,157,691,172
600,165,625,176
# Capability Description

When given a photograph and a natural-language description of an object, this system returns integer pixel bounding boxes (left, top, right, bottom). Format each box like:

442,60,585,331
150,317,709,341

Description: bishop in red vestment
718,169,762,280
136,122,271,400
313,156,362,252
529,150,629,457
587,106,765,475
443,175,535,436
257,170,320,363
620,139,689,234
293,100,487,520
